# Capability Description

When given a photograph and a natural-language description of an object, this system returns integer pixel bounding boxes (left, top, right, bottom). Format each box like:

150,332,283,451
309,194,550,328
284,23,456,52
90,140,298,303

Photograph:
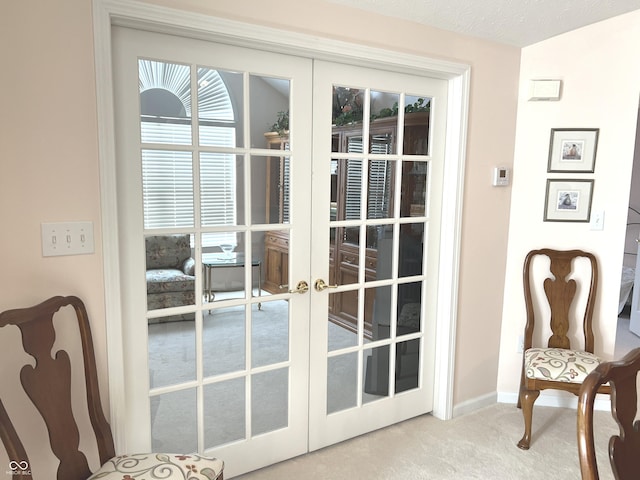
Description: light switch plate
42,221,95,257
589,211,604,231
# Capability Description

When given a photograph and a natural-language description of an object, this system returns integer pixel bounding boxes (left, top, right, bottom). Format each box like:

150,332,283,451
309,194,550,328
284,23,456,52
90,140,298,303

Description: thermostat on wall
492,166,510,186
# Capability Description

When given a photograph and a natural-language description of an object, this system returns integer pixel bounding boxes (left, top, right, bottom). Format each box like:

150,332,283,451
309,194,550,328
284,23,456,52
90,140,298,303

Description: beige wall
1,0,520,453
497,10,640,402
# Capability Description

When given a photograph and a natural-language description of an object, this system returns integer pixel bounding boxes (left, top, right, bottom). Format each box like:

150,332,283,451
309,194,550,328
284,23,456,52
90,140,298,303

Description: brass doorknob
314,279,338,291
289,280,309,294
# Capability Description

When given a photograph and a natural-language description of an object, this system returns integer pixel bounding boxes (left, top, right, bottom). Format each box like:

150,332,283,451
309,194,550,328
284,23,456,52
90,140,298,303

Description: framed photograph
547,128,599,173
544,179,594,222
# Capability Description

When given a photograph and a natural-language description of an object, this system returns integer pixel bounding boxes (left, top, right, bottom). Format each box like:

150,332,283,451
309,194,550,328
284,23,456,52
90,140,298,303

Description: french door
113,26,447,478
309,61,447,449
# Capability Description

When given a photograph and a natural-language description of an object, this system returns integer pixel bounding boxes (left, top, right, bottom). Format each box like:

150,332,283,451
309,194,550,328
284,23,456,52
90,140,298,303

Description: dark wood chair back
0,296,115,480
578,347,640,480
522,248,598,353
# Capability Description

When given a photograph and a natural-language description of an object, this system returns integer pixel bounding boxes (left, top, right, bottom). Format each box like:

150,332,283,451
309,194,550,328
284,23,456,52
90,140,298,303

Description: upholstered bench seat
524,347,602,383
146,267,196,294
88,453,224,480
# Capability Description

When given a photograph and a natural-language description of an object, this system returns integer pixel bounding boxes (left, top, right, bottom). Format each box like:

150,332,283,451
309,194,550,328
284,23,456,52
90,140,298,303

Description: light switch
42,222,95,257
589,211,604,231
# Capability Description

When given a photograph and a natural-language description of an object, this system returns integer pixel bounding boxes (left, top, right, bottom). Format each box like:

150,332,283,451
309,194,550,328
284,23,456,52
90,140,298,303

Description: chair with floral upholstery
517,248,610,450
146,234,195,322
0,296,224,479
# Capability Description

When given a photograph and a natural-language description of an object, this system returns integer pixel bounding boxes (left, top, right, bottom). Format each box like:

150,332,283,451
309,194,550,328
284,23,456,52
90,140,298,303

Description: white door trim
92,0,469,451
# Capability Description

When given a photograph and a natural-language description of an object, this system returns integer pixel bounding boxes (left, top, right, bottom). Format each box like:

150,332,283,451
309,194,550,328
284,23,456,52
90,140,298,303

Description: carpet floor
234,402,618,480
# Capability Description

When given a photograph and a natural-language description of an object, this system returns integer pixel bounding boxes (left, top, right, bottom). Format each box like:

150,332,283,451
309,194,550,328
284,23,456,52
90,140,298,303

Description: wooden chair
0,296,224,480
577,347,640,480
517,249,610,449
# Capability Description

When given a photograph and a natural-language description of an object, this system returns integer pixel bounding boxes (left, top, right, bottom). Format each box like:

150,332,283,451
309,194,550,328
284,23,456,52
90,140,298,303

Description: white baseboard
452,392,497,417
497,391,611,411
451,391,611,417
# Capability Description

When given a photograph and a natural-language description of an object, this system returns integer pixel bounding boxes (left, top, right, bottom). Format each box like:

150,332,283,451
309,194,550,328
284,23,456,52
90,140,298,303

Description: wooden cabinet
263,230,289,294
263,112,428,336
329,112,429,338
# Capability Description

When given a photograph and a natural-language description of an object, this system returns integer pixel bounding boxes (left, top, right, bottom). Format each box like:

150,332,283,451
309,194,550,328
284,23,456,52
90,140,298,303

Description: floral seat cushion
88,453,224,480
524,347,602,383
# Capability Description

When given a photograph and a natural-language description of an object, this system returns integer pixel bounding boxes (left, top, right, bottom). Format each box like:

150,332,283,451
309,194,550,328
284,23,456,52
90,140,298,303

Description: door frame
92,0,470,452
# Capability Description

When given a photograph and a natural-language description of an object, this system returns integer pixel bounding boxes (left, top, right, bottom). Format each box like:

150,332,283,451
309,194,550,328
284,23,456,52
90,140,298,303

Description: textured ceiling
327,0,640,47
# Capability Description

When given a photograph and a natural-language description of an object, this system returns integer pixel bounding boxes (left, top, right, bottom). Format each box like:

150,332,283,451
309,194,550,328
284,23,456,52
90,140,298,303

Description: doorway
617,101,640,356
98,5,468,478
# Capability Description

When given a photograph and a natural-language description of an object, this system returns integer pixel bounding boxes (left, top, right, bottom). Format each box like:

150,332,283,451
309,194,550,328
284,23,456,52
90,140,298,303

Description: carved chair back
0,296,114,480
523,248,598,353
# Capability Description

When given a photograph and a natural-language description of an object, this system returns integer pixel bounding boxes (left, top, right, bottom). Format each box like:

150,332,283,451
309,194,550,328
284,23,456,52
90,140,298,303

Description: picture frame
543,179,594,222
547,128,599,173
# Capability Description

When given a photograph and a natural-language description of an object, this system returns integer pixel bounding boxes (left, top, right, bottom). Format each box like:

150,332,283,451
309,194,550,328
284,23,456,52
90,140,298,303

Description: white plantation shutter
200,152,237,242
282,156,291,223
343,134,392,220
142,150,194,229
368,134,392,219
344,136,363,220
367,160,390,219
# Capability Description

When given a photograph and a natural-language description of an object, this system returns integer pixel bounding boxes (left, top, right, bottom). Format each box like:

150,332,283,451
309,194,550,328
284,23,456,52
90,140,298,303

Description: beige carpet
234,402,618,480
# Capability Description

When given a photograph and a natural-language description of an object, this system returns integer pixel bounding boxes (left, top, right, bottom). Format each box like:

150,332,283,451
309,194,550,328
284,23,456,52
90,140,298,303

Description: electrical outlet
42,222,95,257
517,335,524,354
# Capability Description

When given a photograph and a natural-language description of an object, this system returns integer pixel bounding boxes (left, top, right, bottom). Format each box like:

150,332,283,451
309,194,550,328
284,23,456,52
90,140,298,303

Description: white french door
112,26,448,478
309,61,447,449
112,27,313,477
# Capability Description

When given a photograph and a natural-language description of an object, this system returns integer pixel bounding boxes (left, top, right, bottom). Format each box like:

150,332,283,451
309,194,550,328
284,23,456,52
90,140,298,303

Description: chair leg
517,388,540,450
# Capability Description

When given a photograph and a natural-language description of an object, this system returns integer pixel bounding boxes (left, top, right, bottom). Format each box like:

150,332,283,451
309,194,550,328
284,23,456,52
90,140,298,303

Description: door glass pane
401,161,428,217
139,59,192,145
251,75,290,146
200,153,243,227
142,150,194,229
330,290,360,334
403,96,431,155
148,319,195,389
151,388,196,452
370,90,398,157
366,285,392,342
203,305,246,377
332,86,364,148
367,225,392,282
367,160,394,219
253,153,290,225
263,230,289,294
336,239,360,287
252,368,289,435
328,314,357,351
363,345,390,403
397,282,422,335
253,300,289,368
202,234,246,304
395,339,420,393
198,67,243,147
145,234,196,312
204,378,246,448
399,225,424,278
370,89,399,147
327,352,357,414
340,158,362,220
330,160,338,220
